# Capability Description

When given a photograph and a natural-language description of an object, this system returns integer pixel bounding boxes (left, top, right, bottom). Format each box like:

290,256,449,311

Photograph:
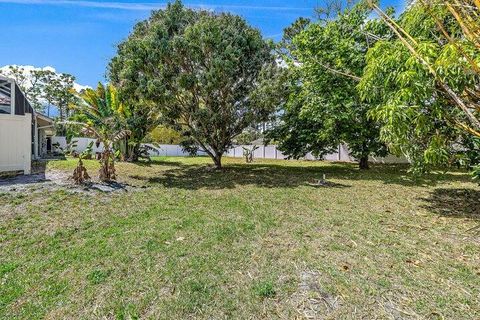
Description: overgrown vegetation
269,2,389,169
361,0,480,177
68,84,130,182
268,0,479,179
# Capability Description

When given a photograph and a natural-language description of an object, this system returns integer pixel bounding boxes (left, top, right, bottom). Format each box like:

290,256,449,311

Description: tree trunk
130,142,140,162
359,155,369,170
212,153,222,169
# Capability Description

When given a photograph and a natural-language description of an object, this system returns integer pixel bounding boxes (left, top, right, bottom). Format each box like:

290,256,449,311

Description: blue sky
0,0,405,87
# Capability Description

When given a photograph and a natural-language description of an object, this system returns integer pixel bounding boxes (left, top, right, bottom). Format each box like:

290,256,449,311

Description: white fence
0,114,32,174
225,144,356,161
52,137,408,164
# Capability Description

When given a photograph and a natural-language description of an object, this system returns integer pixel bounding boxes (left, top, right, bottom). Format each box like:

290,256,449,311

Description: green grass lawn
0,157,479,319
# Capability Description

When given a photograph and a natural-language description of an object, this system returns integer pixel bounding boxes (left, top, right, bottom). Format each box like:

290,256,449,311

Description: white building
0,76,55,174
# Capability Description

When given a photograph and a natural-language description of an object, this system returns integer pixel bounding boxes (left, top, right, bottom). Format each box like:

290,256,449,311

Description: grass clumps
252,280,276,299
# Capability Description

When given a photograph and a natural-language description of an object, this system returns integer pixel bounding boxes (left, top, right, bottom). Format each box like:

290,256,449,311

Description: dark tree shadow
131,162,351,190
421,188,480,221
130,159,186,168
126,160,471,190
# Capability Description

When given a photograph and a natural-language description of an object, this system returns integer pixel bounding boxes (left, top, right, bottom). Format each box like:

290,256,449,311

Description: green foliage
472,165,480,184
80,141,94,160
270,1,388,168
69,83,130,181
234,128,263,145
117,100,161,162
252,280,276,298
109,0,279,168
360,1,480,174
145,125,183,145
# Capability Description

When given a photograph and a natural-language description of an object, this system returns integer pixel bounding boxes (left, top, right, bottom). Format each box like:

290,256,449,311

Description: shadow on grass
0,161,50,187
127,160,471,190
421,188,480,221
131,159,186,168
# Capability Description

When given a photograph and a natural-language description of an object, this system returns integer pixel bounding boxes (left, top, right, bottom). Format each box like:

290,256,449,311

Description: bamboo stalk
419,0,480,75
446,1,480,47
455,120,480,137
474,0,480,10
367,1,418,46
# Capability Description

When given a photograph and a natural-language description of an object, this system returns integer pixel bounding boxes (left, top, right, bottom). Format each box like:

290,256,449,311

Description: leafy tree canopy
109,0,280,168
269,1,389,169
360,0,480,175
145,125,183,145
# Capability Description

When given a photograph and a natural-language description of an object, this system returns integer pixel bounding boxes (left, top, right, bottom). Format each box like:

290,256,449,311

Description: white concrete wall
0,113,32,174
51,136,67,152
369,154,410,164
144,144,207,157
63,138,410,164
69,137,104,155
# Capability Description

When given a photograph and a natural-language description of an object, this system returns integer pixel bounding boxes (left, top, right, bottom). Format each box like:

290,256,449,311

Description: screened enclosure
0,78,12,114
0,77,34,115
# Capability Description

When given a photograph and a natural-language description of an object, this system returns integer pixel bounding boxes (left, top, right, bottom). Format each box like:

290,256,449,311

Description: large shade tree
109,0,278,168
269,2,389,169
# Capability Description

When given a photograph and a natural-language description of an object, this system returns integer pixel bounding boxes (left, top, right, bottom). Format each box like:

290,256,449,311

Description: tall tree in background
110,1,278,168
145,125,183,145
0,66,77,121
270,1,389,169
52,73,76,121
361,0,480,175
0,66,46,111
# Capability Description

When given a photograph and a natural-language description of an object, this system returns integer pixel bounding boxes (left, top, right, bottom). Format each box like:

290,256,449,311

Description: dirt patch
0,170,69,191
292,270,342,319
382,300,418,320
0,170,145,194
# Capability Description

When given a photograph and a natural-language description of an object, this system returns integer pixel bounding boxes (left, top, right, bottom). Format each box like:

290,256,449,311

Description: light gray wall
55,137,409,164
0,113,32,174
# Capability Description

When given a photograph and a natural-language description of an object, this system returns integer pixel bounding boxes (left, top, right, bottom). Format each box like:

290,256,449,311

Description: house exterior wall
0,113,32,174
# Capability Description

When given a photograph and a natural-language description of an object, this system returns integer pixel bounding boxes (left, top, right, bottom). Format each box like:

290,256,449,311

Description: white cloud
0,0,311,11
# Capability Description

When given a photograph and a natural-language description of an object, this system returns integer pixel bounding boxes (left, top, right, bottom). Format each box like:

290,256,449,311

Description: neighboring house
0,76,55,174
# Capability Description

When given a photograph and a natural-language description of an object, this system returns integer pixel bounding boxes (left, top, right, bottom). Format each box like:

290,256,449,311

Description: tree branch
315,60,362,82
368,1,480,131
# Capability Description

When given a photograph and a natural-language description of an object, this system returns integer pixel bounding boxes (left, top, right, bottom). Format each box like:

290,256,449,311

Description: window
0,80,12,114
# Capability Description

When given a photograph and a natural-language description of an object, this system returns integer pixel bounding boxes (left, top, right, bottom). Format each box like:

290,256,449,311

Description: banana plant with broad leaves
67,83,130,182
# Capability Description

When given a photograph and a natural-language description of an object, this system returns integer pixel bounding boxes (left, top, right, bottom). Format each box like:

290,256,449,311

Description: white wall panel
66,139,410,164
0,114,32,174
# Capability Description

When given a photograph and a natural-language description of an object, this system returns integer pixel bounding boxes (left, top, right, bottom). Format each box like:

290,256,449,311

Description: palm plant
69,83,130,182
